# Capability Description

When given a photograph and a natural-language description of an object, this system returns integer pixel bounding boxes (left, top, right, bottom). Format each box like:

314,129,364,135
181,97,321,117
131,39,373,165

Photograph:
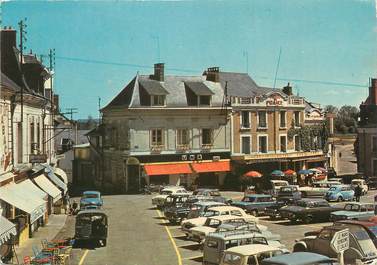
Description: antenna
273,47,282,89
18,18,27,123
98,97,101,122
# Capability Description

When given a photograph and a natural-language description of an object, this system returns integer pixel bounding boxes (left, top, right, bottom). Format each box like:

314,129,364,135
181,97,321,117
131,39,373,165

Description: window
258,111,267,128
177,129,189,146
223,254,241,264
258,136,268,153
294,111,300,127
202,129,212,145
30,122,35,152
241,111,250,128
280,111,286,128
373,159,377,176
241,136,251,154
151,129,163,146
199,95,211,105
151,95,165,106
373,136,377,152
294,135,301,151
280,135,287,152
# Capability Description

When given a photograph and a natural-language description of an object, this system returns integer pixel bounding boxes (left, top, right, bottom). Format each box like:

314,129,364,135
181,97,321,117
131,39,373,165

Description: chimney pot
205,67,220,82
283,82,293,96
370,78,377,105
153,63,164,82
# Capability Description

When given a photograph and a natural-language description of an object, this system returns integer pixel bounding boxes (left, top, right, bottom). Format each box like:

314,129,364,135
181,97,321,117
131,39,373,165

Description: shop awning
144,163,192,176
0,216,16,244
0,181,46,223
34,175,62,203
54,168,68,184
191,161,230,173
44,165,68,193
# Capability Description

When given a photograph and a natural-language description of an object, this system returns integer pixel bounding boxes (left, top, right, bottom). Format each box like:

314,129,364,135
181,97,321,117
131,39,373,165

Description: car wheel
337,196,343,202
304,215,313,224
250,210,258,217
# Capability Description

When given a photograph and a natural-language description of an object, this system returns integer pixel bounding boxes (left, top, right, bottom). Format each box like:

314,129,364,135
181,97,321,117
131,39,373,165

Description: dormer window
184,82,214,107
152,95,165,106
199,95,211,106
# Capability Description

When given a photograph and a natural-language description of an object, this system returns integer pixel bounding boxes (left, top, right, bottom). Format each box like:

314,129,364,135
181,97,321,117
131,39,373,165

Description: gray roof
1,72,21,92
185,81,214,96
218,72,259,97
139,79,169,95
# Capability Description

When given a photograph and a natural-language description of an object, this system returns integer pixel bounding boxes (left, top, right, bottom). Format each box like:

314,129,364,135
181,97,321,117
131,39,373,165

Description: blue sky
2,0,377,118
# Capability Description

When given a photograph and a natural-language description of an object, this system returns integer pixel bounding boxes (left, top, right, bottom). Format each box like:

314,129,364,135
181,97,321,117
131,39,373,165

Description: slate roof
218,72,259,97
185,81,214,96
1,72,22,92
139,79,169,95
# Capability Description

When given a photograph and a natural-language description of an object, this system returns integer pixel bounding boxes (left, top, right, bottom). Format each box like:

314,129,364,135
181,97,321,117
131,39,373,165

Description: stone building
357,78,377,178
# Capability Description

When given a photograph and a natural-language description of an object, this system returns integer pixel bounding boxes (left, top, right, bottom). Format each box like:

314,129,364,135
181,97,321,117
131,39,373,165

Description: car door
312,229,333,257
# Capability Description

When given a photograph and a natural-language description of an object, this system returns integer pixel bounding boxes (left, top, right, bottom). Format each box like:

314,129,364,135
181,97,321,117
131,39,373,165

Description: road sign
330,228,349,253
29,154,47,163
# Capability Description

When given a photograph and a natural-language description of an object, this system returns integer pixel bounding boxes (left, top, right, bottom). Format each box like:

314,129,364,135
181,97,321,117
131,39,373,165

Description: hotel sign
266,94,284,106
29,154,47,163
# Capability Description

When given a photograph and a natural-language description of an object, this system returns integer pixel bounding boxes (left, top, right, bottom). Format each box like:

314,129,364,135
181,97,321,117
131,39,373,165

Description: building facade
357,78,377,178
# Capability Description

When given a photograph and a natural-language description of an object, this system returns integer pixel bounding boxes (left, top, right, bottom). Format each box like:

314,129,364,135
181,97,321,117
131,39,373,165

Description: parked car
187,201,227,219
324,184,355,202
80,191,103,209
192,189,230,204
181,206,259,236
294,223,377,264
279,198,338,223
335,219,377,250
215,222,281,241
330,202,375,221
270,180,289,196
151,186,190,209
219,244,284,265
75,209,108,246
299,181,341,197
231,194,276,216
327,167,337,179
277,185,301,201
163,194,191,223
203,230,288,265
367,177,377,190
261,252,338,265
265,198,298,220
351,178,369,195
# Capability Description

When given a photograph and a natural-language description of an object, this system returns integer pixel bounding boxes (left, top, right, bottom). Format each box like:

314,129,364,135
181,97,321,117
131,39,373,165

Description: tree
324,105,338,115
324,104,359,134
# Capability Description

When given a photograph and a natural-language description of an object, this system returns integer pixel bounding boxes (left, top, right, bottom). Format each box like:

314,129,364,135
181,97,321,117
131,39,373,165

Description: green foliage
325,104,359,134
288,121,329,152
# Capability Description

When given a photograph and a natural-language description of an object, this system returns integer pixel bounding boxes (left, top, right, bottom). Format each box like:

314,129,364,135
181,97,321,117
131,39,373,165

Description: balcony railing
201,144,213,150
177,144,190,151
150,145,164,153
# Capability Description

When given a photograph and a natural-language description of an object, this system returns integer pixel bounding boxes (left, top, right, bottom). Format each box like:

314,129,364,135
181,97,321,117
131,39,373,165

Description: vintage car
215,222,281,241
265,198,298,220
367,177,377,190
323,184,354,202
279,198,338,223
219,244,284,265
231,194,276,216
80,191,103,209
192,189,230,204
187,201,226,219
351,178,369,195
188,215,266,242
330,202,374,221
203,230,288,265
270,180,289,196
163,194,191,223
299,181,341,198
181,206,258,235
151,186,190,209
293,223,377,264
261,252,338,265
277,185,301,201
335,220,377,249
75,209,108,246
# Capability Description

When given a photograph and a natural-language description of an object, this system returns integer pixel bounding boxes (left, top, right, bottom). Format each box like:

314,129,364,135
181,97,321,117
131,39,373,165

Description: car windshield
83,194,99,199
210,191,221,196
280,187,292,192
329,186,339,191
203,210,219,217
352,181,362,185
344,204,360,211
347,225,377,258
242,197,256,202
161,190,173,195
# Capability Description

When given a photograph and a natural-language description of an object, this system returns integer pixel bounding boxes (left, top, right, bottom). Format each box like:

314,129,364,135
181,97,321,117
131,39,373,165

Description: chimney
369,78,377,105
153,63,164,81
1,28,19,79
205,67,220,82
283,82,293,96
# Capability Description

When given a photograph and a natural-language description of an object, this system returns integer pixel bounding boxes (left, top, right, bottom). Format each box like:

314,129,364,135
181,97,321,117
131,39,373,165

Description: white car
188,215,267,242
151,187,190,208
351,179,368,195
181,206,259,235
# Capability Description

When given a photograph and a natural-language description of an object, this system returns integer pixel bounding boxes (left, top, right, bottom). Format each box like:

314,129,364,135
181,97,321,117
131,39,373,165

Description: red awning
144,163,192,176
191,161,230,173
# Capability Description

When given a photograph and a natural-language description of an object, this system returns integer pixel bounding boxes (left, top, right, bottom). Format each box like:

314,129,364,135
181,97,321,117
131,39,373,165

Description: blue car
261,252,337,265
231,194,276,216
80,191,103,209
324,185,354,202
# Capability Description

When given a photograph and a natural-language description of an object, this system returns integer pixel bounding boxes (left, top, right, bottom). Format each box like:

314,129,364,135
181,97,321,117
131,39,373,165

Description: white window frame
151,95,166,106
257,134,268,153
257,111,268,129
294,111,301,128
176,129,190,147
279,110,287,128
150,128,164,147
294,134,300,151
240,111,251,129
279,134,287,153
240,135,252,154
372,135,377,153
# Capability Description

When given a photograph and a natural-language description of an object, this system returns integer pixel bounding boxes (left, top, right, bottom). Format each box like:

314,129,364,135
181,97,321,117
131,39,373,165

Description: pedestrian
355,184,362,202
62,193,69,214
71,200,78,215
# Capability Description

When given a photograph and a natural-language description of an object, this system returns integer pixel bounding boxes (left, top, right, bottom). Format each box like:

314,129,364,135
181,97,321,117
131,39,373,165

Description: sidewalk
14,214,67,261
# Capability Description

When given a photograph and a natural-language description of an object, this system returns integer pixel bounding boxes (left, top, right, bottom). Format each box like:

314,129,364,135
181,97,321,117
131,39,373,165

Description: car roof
245,194,271,198
261,252,333,265
208,230,262,240
162,187,183,191
208,215,244,221
344,202,373,206
298,198,327,203
208,206,244,212
225,244,280,256
194,201,225,206
83,191,101,195
336,219,377,228
352,179,365,181
77,209,106,216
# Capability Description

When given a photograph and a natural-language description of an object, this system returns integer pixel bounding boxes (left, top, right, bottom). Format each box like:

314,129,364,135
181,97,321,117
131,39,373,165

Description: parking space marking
181,255,203,261
78,249,89,265
157,209,183,265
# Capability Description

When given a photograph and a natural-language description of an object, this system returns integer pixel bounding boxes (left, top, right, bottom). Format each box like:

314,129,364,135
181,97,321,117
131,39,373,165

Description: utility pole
62,108,78,147
98,97,101,123
273,47,282,89
18,18,27,123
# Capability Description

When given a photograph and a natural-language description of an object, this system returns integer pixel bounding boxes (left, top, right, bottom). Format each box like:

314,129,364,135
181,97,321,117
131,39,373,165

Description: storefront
144,162,193,186
33,174,63,214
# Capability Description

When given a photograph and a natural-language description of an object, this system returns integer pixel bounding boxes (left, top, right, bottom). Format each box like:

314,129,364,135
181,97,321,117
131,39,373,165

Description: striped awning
34,174,62,203
0,216,16,244
44,165,67,193
54,168,68,184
